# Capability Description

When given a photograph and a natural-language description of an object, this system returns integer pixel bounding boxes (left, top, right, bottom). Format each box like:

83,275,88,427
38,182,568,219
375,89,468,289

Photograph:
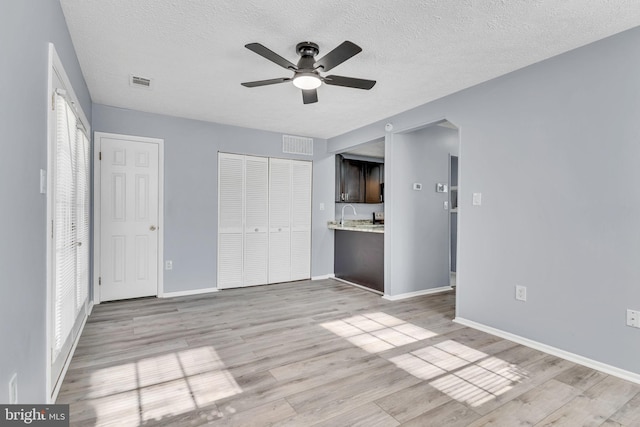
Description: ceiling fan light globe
293,74,322,90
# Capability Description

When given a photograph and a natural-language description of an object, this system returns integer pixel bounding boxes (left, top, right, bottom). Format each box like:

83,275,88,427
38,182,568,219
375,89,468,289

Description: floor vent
130,75,153,89
283,135,313,155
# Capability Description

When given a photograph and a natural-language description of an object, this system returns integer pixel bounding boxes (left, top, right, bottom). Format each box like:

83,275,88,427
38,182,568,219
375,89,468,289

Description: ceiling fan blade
324,75,376,90
314,41,362,72
245,43,297,70
302,89,318,104
241,77,291,88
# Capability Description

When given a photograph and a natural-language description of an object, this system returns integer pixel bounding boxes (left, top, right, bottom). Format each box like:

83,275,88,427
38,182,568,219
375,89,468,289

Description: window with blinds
52,92,90,361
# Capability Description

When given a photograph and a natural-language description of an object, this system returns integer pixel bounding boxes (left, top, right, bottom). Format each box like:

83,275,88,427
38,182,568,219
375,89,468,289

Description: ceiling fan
241,41,376,104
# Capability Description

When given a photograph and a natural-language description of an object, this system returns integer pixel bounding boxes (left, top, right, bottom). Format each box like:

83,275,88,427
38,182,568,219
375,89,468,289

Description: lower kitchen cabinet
334,230,384,293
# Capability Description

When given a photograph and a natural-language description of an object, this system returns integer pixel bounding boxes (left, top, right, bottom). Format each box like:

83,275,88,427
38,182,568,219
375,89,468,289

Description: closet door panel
218,153,244,289
244,156,269,286
269,158,291,283
290,161,312,280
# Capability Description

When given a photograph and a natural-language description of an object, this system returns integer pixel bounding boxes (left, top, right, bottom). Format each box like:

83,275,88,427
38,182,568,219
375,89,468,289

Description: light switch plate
413,183,422,191
40,169,47,194
627,309,640,328
473,193,482,206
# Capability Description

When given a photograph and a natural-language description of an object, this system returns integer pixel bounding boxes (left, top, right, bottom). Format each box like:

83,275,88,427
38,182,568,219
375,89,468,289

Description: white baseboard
50,310,89,403
333,277,383,295
161,287,218,298
454,317,640,385
383,286,453,301
312,274,335,281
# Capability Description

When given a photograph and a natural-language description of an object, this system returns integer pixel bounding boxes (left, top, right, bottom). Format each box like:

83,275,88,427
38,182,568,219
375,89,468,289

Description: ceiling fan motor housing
296,42,320,71
296,42,319,57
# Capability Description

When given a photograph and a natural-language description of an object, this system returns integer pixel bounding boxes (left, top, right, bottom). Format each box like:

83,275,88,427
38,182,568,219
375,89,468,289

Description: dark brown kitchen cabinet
336,155,365,203
335,155,343,202
336,154,384,203
334,229,384,292
365,163,384,203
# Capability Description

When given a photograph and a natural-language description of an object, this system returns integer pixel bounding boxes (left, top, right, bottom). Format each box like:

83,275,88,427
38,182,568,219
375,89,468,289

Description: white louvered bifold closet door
218,153,244,289
217,154,311,289
290,160,312,281
52,94,90,361
244,156,269,286
268,158,292,284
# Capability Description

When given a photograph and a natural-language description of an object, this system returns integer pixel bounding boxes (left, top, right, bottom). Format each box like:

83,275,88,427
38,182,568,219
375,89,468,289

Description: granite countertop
327,220,384,234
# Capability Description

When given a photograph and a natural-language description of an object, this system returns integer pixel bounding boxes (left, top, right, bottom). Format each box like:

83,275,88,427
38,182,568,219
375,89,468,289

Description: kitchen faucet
340,204,357,226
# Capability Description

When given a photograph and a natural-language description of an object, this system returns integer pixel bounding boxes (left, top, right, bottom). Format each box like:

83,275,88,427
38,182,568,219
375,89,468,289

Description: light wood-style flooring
57,279,640,426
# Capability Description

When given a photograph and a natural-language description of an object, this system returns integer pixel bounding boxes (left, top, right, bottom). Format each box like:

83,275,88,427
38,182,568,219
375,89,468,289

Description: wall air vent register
282,134,313,156
129,74,153,89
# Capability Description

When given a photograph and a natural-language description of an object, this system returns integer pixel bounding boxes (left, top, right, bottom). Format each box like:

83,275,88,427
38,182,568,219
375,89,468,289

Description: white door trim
93,132,165,304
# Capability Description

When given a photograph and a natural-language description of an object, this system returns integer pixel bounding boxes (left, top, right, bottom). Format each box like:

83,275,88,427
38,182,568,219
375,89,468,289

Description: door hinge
99,277,101,286
51,92,55,110
99,152,102,161
51,220,54,238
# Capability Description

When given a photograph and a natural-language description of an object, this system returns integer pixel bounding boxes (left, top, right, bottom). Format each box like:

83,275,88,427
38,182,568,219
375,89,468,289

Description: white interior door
99,135,159,301
269,158,292,284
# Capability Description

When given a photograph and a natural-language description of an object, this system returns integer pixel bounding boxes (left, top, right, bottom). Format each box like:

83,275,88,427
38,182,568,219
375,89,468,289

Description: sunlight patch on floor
322,313,529,409
320,312,438,354
88,346,241,424
391,339,529,407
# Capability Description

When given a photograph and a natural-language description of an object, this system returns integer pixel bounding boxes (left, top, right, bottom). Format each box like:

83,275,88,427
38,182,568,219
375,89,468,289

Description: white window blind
53,93,89,357
75,128,89,311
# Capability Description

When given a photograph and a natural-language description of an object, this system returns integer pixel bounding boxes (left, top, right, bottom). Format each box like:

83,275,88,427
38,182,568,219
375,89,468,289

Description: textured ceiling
60,0,640,139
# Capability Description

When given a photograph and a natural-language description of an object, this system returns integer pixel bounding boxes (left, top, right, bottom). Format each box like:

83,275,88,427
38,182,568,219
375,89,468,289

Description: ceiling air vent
283,135,313,156
129,74,153,89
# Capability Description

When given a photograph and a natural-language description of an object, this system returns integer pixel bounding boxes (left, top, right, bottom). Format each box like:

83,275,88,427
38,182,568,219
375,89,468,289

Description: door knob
150,225,157,231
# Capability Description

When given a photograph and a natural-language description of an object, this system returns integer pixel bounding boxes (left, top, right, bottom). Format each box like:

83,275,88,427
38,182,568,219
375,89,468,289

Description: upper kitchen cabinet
336,155,365,203
365,162,384,203
336,154,384,204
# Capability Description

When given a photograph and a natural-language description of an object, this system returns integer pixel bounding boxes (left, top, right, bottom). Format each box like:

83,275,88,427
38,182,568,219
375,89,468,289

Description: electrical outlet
319,203,325,211
515,285,527,302
165,260,173,270
627,309,640,328
9,373,17,404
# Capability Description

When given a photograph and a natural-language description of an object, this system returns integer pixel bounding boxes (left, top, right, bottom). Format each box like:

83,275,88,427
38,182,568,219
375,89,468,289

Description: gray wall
328,27,640,375
334,203,384,221
384,126,458,296
0,1,91,403
92,104,335,291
